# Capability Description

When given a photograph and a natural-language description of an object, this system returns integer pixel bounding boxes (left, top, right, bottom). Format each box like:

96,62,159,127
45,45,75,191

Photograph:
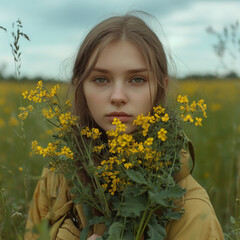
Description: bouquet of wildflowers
19,81,207,240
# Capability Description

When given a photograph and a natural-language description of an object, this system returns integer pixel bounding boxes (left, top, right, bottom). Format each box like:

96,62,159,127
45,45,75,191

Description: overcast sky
0,0,240,80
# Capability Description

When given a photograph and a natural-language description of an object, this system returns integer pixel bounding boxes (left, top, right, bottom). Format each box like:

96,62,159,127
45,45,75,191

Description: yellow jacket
25,150,224,240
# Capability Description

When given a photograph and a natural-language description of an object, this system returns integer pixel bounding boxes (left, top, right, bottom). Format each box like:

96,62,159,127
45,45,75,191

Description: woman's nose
109,84,128,106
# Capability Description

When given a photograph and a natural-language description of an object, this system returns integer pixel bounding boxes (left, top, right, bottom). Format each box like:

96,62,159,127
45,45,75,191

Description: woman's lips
106,112,132,123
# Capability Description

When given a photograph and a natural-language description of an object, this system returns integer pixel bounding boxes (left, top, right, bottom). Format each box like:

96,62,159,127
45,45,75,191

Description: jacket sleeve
165,175,224,240
25,168,81,240
166,198,224,240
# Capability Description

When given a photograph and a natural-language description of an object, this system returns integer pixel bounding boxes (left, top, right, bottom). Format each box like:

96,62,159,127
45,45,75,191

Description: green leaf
126,169,147,185
147,215,166,240
80,225,89,240
107,222,124,240
148,191,167,207
165,185,186,199
149,185,185,207
164,208,183,221
123,224,135,240
117,195,146,218
89,216,106,225
122,185,148,200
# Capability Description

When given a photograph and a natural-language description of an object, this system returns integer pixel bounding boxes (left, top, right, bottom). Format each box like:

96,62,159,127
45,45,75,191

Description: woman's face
83,40,156,133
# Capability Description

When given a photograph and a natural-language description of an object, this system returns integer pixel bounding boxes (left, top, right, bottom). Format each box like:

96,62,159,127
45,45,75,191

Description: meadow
0,79,239,239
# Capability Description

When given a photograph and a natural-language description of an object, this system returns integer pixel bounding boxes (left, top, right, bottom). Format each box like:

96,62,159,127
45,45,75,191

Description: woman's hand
87,234,101,240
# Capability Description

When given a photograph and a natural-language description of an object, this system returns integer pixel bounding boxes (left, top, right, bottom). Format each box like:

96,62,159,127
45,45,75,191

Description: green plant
0,19,30,80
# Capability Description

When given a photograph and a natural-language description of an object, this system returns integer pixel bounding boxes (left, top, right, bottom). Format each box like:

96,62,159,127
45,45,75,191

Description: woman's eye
131,77,146,84
94,77,108,84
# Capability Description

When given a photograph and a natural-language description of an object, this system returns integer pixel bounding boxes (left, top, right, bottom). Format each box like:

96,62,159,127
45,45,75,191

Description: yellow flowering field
0,79,239,237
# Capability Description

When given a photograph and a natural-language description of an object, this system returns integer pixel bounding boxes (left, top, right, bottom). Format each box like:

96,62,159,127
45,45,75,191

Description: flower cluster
22,80,59,103
18,105,34,120
133,106,169,137
177,95,207,126
57,111,78,136
81,127,102,140
106,118,126,137
31,140,73,159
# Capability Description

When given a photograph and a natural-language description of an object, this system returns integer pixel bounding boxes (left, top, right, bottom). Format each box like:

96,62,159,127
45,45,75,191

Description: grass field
0,79,240,238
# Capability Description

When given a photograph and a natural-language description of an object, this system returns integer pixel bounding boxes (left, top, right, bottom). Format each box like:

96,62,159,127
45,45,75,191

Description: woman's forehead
87,40,149,71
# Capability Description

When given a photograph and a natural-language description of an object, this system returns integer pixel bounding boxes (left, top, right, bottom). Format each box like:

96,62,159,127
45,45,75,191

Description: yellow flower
59,112,77,128
157,128,167,141
138,142,145,152
190,101,197,112
117,123,126,132
42,108,55,119
144,137,154,146
18,111,28,120
36,80,43,89
31,140,38,149
27,105,34,111
182,114,194,123
112,118,121,125
177,95,189,103
161,113,169,122
81,127,89,136
18,167,23,172
39,90,47,97
101,183,108,190
124,163,133,169
197,99,207,118
91,128,102,139
49,162,56,172
93,144,105,153
153,106,165,115
59,146,73,159
195,117,202,126
65,100,72,108
22,91,29,99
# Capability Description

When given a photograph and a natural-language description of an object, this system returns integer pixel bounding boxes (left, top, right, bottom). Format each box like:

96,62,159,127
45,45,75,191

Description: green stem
43,117,59,128
93,174,111,216
121,217,127,240
136,202,150,240
73,133,84,158
169,151,177,177
73,178,105,216
138,209,154,240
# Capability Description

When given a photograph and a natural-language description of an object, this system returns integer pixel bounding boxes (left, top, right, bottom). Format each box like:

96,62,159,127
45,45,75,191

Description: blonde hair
71,14,168,128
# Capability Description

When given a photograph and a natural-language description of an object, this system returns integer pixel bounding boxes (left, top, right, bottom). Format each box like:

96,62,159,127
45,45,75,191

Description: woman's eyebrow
92,67,148,73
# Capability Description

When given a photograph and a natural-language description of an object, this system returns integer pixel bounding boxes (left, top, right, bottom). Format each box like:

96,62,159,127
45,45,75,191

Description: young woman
25,14,224,240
